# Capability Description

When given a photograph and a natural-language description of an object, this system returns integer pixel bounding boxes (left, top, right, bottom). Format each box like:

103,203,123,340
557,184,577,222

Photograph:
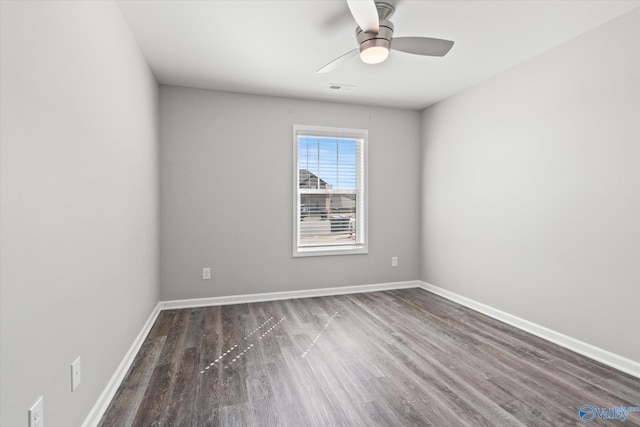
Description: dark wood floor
99,288,640,426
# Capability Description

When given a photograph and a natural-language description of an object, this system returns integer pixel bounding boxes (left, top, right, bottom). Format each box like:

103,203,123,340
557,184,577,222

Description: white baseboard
160,280,422,310
82,302,162,427
419,281,640,379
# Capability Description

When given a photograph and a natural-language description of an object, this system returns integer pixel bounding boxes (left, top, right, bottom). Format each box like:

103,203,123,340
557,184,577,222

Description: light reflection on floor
301,311,339,358
199,310,340,375
200,316,286,374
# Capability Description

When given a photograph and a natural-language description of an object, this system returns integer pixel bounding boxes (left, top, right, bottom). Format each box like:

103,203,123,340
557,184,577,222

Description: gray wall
0,2,159,426
420,9,640,362
160,87,421,300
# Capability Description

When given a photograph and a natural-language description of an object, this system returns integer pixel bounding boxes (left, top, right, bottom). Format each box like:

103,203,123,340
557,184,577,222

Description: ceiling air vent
328,84,355,92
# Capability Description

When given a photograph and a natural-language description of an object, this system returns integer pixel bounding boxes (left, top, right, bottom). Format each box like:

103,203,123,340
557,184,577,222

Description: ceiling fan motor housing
356,19,394,55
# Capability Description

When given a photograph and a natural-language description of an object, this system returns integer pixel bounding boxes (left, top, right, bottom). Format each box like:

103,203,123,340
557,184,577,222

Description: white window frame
292,124,368,257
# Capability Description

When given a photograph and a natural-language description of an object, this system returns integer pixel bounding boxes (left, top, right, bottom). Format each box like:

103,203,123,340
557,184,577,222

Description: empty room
1,1,639,426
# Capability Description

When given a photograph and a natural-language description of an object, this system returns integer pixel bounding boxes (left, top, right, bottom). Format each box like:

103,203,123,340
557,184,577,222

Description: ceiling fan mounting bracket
375,2,395,21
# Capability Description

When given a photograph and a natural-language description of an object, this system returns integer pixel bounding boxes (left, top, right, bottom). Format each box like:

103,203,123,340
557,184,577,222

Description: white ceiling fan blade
316,49,359,74
391,37,454,57
347,0,379,33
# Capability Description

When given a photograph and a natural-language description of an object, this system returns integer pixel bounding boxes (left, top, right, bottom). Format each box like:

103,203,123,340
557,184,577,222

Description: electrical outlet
202,267,211,280
392,256,398,267
28,396,43,427
71,357,81,392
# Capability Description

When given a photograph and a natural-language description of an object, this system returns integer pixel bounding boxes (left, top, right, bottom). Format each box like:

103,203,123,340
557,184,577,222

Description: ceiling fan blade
391,37,454,57
347,0,379,33
316,49,359,74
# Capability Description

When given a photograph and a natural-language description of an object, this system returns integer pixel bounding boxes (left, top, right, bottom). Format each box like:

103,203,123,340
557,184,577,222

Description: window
293,125,368,257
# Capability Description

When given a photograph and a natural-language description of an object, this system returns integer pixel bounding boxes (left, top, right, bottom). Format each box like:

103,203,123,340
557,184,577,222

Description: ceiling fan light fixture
359,45,389,64
356,19,394,65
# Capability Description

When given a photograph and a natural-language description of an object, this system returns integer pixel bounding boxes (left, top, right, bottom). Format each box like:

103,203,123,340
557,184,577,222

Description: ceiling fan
317,0,454,73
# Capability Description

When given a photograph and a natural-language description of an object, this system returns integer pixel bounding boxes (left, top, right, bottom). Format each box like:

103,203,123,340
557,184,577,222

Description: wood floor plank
130,362,174,426
97,336,166,427
99,289,640,426
196,306,223,426
162,346,200,426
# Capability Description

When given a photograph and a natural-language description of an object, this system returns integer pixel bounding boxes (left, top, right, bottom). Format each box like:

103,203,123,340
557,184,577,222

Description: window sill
293,245,368,258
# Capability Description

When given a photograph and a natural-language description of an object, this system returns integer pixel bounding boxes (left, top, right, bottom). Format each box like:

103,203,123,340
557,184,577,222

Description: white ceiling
116,0,640,110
